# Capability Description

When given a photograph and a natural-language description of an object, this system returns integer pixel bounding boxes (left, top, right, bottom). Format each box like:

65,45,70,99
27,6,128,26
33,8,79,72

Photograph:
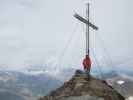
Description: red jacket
83,56,91,70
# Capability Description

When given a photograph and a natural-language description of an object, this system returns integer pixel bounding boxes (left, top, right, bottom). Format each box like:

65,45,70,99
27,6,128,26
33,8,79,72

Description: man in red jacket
82,55,91,77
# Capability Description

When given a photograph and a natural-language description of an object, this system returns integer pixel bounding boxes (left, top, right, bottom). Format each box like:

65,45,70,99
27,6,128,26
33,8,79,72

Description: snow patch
117,80,125,85
126,96,133,100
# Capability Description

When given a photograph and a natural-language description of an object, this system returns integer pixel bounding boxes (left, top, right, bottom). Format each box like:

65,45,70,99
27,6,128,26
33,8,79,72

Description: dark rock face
39,70,125,100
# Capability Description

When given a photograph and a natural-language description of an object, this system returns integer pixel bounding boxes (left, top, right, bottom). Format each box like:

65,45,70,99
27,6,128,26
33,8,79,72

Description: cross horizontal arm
74,13,98,30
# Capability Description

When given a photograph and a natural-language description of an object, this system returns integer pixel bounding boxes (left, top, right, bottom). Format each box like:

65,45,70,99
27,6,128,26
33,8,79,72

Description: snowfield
126,97,133,100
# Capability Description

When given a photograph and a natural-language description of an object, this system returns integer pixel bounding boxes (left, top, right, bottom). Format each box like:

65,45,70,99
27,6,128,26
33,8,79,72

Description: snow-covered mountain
104,72,133,99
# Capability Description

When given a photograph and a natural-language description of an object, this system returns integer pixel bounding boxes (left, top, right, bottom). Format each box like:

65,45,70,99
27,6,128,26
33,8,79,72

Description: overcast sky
0,0,132,71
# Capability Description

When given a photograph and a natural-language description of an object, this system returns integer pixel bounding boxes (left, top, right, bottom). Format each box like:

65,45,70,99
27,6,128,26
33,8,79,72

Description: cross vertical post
86,3,90,56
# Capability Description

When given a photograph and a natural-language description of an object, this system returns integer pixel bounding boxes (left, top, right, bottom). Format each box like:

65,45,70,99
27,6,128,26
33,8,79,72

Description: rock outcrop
39,70,125,100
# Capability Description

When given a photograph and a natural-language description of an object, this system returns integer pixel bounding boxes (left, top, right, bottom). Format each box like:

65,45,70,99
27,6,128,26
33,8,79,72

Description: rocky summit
39,70,125,100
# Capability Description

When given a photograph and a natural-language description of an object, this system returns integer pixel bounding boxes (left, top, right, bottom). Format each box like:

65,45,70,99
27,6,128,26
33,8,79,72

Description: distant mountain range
0,70,62,100
0,91,25,100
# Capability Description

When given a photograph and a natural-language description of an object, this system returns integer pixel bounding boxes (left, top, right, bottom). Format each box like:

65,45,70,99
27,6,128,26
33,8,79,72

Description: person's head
86,55,89,59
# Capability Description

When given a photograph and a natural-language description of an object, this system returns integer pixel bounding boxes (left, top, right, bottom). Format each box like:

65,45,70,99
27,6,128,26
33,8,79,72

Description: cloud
0,0,132,73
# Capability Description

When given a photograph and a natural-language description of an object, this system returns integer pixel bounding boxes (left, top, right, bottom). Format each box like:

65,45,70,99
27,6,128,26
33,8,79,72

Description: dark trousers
84,68,90,78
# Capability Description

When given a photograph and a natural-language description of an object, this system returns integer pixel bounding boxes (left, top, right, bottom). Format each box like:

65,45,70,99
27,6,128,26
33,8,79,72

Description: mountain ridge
39,70,125,100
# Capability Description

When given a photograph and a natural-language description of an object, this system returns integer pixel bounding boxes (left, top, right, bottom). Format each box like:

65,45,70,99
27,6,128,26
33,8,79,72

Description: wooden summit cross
74,3,98,56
